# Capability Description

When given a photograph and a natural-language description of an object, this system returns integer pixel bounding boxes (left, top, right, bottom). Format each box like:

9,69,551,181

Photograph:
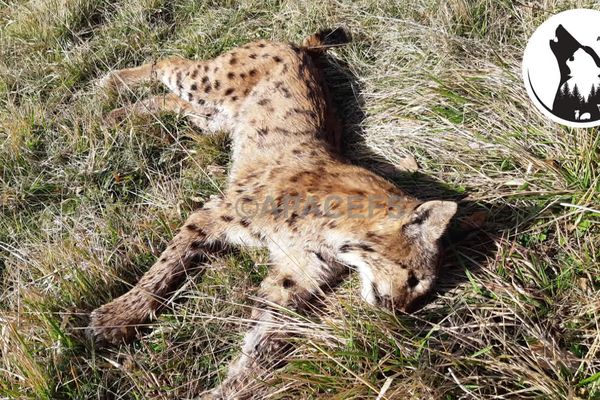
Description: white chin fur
338,253,377,305
361,282,377,305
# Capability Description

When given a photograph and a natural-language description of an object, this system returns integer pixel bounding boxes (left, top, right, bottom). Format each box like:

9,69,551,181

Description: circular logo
523,9,600,128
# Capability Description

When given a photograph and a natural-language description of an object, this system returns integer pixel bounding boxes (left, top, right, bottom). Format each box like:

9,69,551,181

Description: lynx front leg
207,248,344,399
206,298,306,398
89,205,227,344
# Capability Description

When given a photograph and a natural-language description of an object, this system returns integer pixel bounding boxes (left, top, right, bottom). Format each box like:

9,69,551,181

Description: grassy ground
1,0,599,398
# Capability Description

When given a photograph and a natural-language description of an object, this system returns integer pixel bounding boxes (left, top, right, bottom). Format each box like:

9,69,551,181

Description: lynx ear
404,201,457,243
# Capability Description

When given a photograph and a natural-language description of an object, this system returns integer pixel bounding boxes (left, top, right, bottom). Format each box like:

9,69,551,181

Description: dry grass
1,0,599,399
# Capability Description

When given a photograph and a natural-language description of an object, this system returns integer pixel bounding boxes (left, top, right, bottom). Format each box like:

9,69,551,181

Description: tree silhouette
589,84,600,108
553,82,600,121
555,83,581,120
572,84,583,106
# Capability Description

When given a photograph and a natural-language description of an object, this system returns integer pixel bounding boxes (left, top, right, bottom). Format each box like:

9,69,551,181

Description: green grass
1,0,599,399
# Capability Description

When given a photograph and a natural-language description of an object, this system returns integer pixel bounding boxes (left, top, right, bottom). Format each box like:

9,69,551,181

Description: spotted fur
90,28,457,399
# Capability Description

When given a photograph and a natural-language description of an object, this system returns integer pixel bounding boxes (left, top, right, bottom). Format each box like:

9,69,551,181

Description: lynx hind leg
89,205,228,344
99,57,190,92
101,49,274,132
103,93,217,128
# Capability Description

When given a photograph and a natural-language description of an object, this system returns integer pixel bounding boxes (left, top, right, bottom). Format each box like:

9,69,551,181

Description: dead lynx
90,28,457,398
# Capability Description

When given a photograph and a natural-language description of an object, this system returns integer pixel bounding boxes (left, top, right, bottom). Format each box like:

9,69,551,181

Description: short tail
302,27,351,54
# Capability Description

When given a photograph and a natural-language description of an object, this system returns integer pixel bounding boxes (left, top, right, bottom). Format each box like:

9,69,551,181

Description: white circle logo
523,8,600,128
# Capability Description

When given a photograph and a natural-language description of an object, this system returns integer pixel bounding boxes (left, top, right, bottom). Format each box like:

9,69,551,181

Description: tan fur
89,29,457,399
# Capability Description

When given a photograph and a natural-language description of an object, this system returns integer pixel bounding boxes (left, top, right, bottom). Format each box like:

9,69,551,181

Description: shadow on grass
317,48,538,311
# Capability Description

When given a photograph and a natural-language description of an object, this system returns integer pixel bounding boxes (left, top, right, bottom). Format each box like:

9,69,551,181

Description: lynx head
339,200,457,312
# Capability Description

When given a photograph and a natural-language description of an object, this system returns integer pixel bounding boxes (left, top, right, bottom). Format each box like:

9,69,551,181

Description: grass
1,0,599,398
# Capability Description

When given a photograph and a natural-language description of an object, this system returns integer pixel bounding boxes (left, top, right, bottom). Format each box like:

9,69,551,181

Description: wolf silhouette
549,25,600,122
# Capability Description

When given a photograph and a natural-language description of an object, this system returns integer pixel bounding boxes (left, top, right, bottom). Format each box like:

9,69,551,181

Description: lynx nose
376,294,408,312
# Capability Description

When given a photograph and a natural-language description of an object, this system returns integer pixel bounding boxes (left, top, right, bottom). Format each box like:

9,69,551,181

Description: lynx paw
88,291,152,345
102,107,128,126
98,71,121,92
